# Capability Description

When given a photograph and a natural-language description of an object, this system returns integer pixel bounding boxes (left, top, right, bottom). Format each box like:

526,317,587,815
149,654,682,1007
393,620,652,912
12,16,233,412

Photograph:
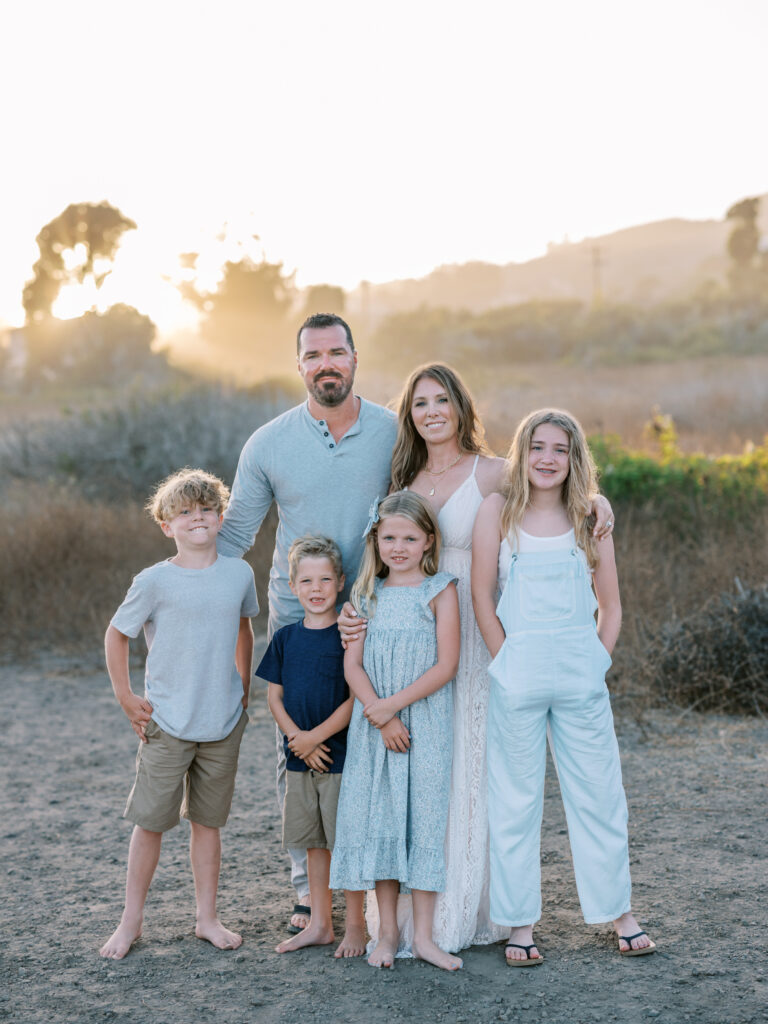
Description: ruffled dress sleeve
419,571,458,615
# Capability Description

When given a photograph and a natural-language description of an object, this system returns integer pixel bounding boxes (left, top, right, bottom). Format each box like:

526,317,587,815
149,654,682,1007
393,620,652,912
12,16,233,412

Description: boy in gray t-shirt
100,469,259,961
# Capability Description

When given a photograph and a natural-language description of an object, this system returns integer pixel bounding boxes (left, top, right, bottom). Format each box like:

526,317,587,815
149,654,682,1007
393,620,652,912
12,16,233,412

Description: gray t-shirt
111,555,259,742
217,397,397,635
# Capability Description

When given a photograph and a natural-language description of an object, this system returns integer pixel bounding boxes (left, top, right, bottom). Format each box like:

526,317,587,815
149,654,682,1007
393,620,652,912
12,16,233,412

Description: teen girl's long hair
501,409,601,568
351,491,441,616
390,363,491,490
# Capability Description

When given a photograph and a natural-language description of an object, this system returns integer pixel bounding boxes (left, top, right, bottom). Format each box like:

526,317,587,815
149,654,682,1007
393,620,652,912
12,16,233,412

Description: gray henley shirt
217,397,397,635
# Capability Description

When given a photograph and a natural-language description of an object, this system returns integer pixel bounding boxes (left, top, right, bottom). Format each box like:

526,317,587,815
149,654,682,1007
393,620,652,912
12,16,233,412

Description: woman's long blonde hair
501,409,600,568
390,363,491,490
351,491,441,616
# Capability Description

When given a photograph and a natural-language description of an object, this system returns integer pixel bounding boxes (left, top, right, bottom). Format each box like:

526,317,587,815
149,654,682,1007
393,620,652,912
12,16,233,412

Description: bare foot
276,920,334,954
99,917,142,960
195,918,242,950
412,937,463,972
334,922,367,958
505,925,541,964
368,932,398,969
614,912,655,954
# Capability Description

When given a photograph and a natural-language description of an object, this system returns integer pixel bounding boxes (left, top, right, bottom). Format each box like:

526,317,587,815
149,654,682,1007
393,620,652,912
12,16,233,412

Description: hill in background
346,193,768,321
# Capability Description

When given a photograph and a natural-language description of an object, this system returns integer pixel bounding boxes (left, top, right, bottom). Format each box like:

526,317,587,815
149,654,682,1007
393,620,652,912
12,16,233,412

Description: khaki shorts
282,769,342,850
124,711,248,832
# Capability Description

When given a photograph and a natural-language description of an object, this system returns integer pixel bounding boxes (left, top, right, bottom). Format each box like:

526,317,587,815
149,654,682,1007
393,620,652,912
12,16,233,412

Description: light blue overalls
487,543,632,926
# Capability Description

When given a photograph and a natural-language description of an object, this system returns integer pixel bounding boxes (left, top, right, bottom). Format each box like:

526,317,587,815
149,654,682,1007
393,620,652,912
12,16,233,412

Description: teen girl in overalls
471,409,655,965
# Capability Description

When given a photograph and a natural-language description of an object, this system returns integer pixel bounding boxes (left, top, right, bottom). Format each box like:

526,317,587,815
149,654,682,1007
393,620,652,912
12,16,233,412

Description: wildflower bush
590,412,768,526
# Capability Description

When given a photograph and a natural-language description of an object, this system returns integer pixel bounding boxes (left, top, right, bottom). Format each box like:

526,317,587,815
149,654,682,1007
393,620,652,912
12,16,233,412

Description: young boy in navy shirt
258,535,366,957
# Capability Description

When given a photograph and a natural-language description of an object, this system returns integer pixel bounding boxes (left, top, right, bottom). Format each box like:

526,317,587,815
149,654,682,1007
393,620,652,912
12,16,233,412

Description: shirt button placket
317,418,334,449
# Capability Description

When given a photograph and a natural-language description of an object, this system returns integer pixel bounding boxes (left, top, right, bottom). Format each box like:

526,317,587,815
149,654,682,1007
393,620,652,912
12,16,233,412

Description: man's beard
308,372,354,407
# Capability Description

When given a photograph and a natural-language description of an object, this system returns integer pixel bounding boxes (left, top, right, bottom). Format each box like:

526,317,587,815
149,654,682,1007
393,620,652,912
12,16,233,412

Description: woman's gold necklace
424,452,463,496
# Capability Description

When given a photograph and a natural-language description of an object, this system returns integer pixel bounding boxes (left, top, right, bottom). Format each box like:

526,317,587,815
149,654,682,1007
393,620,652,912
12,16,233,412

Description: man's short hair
296,313,355,354
288,535,344,583
147,468,229,523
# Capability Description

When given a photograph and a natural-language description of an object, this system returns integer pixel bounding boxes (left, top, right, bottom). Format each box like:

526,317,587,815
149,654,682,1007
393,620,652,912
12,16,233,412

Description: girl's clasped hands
364,698,411,749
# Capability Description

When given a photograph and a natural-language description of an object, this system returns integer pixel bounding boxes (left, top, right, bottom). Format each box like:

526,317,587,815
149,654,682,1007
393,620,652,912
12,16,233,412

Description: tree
17,201,160,387
725,197,767,300
23,201,137,322
301,284,346,319
23,304,164,386
179,252,297,378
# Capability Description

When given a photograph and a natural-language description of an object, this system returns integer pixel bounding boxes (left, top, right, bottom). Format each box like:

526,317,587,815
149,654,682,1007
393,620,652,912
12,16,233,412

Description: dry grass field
2,353,768,696
359,352,768,454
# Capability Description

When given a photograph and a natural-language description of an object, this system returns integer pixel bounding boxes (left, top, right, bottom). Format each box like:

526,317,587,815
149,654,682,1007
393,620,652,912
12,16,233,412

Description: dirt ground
2,652,767,1024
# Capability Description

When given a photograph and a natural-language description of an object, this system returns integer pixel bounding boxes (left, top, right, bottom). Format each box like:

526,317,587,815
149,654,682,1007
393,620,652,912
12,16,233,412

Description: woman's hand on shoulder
337,600,367,648
590,494,615,540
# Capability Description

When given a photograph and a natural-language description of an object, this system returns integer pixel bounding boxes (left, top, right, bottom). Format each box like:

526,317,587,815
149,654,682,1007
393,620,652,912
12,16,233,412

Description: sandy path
1,655,767,1024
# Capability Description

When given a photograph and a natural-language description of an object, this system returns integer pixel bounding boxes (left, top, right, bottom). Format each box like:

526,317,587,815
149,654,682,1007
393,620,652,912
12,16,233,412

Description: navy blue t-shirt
256,621,348,773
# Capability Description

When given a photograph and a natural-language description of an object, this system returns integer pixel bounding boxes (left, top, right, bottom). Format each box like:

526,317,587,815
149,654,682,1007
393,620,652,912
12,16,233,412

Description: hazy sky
1,0,766,331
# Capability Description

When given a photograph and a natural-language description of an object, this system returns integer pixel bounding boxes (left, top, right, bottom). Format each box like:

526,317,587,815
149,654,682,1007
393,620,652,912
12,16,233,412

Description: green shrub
590,431,768,524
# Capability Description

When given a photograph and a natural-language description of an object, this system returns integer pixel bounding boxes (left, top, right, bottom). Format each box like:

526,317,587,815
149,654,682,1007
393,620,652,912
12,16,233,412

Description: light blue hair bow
362,496,381,538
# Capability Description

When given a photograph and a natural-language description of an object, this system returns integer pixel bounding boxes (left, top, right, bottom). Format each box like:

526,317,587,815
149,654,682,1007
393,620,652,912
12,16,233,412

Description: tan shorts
282,769,342,850
124,711,248,832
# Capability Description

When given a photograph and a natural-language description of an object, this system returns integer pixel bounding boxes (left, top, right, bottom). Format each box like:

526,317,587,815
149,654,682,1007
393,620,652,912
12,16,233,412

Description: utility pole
591,245,604,308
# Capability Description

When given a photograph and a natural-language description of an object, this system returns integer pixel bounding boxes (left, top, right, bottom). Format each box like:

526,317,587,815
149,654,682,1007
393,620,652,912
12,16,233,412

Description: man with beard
217,312,396,931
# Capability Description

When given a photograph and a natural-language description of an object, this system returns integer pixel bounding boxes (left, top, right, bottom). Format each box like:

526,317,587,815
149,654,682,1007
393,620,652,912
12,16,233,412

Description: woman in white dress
341,364,506,954
341,364,614,955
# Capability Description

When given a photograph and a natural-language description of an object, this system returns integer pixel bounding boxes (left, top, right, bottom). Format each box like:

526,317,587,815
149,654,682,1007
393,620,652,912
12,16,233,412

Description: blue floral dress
330,572,456,893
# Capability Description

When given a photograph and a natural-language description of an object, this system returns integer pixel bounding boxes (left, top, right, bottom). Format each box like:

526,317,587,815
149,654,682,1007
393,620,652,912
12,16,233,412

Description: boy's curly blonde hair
147,468,230,524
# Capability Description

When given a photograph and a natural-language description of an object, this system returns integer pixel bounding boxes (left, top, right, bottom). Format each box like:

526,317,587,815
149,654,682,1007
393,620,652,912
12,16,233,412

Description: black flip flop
618,931,657,956
287,903,311,935
505,942,544,966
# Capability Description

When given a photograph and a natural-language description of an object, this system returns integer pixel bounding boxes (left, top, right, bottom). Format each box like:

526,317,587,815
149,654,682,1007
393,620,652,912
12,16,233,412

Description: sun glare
1,1,766,339
51,278,102,321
